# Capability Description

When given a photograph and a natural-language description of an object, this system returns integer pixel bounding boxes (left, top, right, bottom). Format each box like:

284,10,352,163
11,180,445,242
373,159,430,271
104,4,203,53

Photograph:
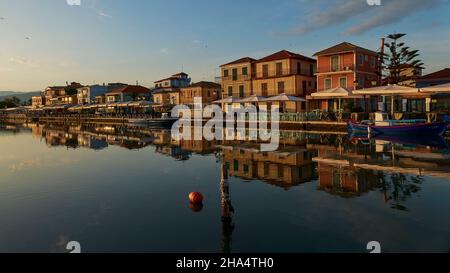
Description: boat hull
347,121,369,133
369,122,448,136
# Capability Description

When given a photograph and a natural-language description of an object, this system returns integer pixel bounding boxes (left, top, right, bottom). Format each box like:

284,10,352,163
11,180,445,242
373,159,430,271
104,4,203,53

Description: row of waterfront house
27,41,450,117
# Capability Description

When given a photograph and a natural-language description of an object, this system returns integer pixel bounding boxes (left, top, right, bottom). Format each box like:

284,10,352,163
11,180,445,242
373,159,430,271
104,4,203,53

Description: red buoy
189,192,204,204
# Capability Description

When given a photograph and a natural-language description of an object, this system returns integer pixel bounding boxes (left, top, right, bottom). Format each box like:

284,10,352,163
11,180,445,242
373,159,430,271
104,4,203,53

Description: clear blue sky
0,0,449,91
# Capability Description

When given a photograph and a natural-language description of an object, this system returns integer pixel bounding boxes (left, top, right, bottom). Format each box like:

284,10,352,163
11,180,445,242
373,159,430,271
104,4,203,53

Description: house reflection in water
221,145,317,189
310,135,450,210
316,163,379,198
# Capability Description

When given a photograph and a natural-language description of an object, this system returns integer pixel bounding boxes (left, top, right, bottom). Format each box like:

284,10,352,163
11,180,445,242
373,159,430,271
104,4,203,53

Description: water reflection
0,121,449,252
4,122,450,196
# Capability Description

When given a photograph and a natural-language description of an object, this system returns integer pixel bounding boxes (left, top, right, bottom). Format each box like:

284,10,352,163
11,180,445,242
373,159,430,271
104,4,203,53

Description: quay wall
0,113,348,131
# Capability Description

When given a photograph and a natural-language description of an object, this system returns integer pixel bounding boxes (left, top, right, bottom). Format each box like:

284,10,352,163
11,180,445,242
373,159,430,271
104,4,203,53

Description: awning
310,87,363,99
262,93,306,102
237,95,267,103
44,104,74,110
420,83,450,93
353,84,419,95
213,97,241,104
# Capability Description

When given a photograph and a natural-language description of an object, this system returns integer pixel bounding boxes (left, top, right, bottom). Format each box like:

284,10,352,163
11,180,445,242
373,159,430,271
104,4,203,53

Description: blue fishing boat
347,121,370,133
348,112,434,135
369,122,448,136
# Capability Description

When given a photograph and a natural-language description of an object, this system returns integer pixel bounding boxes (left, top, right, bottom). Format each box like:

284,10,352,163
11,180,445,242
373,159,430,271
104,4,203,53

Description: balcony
316,65,355,74
222,74,252,82
255,68,314,79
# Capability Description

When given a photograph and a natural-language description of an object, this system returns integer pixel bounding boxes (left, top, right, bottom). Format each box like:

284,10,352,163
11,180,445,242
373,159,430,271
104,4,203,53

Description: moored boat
369,122,448,136
347,121,370,133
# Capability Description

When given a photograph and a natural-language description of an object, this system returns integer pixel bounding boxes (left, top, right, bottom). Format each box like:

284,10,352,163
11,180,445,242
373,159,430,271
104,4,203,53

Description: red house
310,42,380,112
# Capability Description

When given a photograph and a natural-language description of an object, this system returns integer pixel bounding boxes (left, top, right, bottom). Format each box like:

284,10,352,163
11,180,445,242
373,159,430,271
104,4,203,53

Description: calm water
0,122,449,253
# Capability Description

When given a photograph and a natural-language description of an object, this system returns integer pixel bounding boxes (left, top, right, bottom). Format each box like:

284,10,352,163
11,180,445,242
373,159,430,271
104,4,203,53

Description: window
228,86,233,97
233,160,239,171
243,164,249,173
278,165,284,178
339,77,347,88
242,67,248,76
232,68,238,81
278,81,285,94
223,69,229,77
239,85,244,98
358,77,365,88
365,55,369,62
262,64,269,77
261,83,268,96
276,62,283,76
331,55,339,71
297,62,301,74
371,56,376,68
310,63,314,76
359,54,364,66
324,78,332,89
264,163,270,176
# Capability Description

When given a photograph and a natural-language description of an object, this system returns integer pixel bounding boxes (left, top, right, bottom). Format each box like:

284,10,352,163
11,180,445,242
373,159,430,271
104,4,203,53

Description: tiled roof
313,42,378,56
183,81,221,89
155,72,189,83
255,50,316,63
220,57,256,67
172,72,188,76
419,68,450,80
152,88,180,94
106,85,150,95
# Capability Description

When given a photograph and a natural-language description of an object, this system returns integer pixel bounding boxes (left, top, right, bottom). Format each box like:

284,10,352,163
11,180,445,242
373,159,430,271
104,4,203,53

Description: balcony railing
317,65,355,74
255,68,314,79
222,74,252,81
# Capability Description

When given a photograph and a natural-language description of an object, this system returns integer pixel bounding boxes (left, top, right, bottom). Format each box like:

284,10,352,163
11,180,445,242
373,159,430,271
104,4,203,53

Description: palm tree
380,33,425,85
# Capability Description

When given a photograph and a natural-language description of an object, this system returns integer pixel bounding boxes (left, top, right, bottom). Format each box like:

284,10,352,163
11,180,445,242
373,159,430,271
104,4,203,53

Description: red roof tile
313,42,378,56
255,50,316,63
420,68,450,80
182,81,221,89
106,85,150,95
220,57,256,67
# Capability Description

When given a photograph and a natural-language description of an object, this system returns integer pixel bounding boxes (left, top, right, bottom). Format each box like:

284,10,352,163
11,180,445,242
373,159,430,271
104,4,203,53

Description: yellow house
220,57,255,99
152,90,180,106
252,50,317,112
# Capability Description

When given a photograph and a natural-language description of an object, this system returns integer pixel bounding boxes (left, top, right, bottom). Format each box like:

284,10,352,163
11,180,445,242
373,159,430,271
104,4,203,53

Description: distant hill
0,91,41,103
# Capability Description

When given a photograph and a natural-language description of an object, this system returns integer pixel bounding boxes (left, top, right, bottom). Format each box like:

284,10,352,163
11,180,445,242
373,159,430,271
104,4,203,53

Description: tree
6,96,21,105
0,96,21,108
380,33,425,85
65,88,78,96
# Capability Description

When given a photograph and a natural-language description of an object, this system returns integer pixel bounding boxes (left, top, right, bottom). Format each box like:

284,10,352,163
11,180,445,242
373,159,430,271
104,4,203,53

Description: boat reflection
312,133,449,210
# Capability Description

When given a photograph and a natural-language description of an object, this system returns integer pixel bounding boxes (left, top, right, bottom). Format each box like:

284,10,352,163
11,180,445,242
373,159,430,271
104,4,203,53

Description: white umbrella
420,83,450,93
311,87,363,111
262,93,306,102
213,97,241,104
353,84,418,95
353,85,419,115
237,95,266,103
311,87,359,97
